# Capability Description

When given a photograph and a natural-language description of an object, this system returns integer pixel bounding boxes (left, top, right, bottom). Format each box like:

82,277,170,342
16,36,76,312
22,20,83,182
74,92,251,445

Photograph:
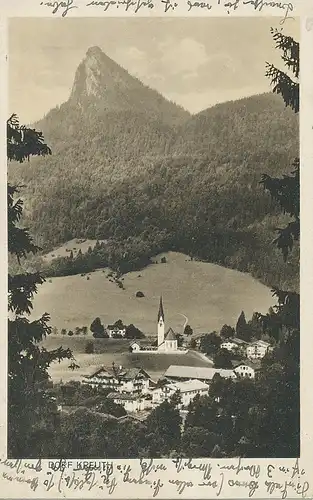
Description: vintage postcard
1,1,312,498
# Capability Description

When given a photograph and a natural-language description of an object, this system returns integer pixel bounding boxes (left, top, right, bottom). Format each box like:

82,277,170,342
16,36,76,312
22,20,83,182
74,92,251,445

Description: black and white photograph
7,17,300,461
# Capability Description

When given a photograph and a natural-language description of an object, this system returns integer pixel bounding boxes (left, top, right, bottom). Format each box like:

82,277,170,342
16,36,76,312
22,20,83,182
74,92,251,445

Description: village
57,297,273,425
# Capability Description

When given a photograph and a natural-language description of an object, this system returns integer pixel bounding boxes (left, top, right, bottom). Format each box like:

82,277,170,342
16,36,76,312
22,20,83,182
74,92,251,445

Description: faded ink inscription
38,0,294,20
0,458,310,498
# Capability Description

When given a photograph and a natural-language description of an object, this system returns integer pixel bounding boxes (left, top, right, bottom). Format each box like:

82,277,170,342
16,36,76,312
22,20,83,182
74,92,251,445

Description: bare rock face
70,46,151,111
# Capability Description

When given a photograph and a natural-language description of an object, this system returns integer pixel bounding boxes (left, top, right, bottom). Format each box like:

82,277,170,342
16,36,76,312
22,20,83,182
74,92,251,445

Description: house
107,392,151,413
194,338,202,348
129,340,141,352
163,365,236,384
82,366,122,391
107,325,126,338
246,340,271,360
232,360,261,379
232,337,249,354
152,379,209,408
220,340,237,351
220,337,248,354
121,367,152,394
82,365,152,394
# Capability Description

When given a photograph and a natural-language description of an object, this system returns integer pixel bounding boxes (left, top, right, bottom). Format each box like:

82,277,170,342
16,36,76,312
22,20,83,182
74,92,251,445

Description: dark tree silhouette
213,348,233,369
90,317,106,338
125,324,145,339
235,311,251,342
85,341,94,354
8,114,72,458
263,29,299,261
184,324,193,336
220,324,235,339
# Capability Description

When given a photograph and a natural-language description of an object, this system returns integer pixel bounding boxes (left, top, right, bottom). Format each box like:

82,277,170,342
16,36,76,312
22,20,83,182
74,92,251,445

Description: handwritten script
0,457,310,498
38,0,294,21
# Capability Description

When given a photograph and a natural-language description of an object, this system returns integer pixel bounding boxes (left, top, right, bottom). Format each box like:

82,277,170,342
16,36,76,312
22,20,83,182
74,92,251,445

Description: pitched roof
164,365,236,381
172,379,209,393
86,364,151,380
158,296,165,322
165,327,176,341
124,368,145,380
107,392,140,401
84,366,112,379
232,359,262,371
254,340,270,347
232,337,249,345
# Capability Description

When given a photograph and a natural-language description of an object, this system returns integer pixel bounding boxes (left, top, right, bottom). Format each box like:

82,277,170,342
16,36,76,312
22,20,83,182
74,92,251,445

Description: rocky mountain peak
69,45,138,106
86,46,103,59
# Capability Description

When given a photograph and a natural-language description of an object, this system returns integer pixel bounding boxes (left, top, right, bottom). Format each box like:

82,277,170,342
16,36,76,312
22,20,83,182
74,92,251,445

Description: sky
9,17,299,124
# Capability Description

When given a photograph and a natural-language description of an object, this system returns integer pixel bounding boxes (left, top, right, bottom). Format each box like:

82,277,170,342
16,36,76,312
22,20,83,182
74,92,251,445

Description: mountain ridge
9,46,299,291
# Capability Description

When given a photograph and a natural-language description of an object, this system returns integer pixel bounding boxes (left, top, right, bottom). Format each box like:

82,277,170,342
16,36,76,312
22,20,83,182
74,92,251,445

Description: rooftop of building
171,379,209,393
85,365,151,380
164,365,236,381
232,337,249,345
107,392,140,401
253,339,271,347
158,296,165,322
165,327,177,341
231,359,262,371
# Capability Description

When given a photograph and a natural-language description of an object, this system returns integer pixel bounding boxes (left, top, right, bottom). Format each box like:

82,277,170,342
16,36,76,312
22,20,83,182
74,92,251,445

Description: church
130,296,178,353
156,296,178,352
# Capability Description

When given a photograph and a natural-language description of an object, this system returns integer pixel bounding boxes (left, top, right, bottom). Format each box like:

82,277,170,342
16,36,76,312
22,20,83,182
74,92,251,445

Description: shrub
85,341,94,354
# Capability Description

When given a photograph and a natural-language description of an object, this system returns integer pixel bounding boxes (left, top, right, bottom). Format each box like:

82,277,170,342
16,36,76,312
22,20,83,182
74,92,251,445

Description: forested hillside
8,47,299,291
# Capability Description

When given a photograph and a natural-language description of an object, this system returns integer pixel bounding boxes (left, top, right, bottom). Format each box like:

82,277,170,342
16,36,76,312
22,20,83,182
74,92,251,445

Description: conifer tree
8,114,72,457
235,310,251,341
262,28,300,261
244,29,301,457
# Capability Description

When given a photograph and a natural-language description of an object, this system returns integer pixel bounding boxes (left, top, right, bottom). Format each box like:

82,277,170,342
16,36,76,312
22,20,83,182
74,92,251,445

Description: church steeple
158,296,164,322
157,296,165,347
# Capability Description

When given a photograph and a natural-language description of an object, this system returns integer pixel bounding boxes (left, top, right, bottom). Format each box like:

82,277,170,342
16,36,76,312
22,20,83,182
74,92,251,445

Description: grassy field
36,250,274,383
32,251,274,335
43,337,213,382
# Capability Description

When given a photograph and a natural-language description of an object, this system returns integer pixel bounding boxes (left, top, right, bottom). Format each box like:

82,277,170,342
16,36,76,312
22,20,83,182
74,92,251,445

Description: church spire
158,296,164,322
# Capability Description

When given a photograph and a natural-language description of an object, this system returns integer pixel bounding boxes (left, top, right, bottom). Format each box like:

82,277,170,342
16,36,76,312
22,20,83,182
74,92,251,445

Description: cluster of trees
55,326,89,336
198,309,275,368
183,327,299,458
41,238,154,278
54,381,127,418
88,317,145,340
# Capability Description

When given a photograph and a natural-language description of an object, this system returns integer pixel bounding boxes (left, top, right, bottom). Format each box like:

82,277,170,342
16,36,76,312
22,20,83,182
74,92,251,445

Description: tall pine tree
262,28,299,261
247,28,300,457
